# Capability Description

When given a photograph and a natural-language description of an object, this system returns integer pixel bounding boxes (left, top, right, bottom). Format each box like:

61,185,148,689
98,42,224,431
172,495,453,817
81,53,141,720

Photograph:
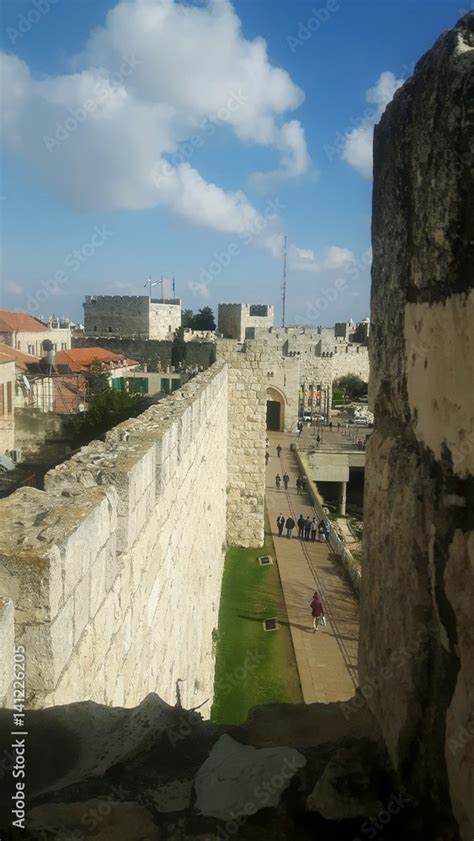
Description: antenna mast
281,234,287,328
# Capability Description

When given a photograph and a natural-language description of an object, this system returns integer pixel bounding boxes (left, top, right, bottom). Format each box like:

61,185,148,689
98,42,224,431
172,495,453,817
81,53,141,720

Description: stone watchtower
217,303,274,341
84,295,182,340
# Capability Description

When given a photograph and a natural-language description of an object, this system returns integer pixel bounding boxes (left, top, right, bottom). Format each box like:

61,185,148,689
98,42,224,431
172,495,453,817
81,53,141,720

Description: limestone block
17,622,54,696
194,735,306,820
90,546,107,617
50,596,74,685
73,570,91,645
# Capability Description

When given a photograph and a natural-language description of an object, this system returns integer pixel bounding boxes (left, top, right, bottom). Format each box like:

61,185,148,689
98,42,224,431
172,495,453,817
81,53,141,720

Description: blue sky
0,0,467,325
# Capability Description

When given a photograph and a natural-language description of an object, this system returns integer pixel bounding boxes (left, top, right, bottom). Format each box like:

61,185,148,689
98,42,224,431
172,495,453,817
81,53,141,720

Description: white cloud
4,281,24,296
249,119,312,190
342,71,404,178
1,0,310,233
289,244,355,273
188,281,209,298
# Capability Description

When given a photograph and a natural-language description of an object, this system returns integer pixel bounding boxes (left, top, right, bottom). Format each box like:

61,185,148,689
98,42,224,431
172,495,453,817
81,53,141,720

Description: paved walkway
266,431,359,704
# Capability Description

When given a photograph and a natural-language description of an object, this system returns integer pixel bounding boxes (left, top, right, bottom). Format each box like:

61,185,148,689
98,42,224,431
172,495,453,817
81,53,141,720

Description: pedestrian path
266,431,359,704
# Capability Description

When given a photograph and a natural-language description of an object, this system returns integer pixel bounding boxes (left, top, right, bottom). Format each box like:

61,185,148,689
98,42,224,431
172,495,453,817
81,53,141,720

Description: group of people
274,473,307,493
276,513,331,542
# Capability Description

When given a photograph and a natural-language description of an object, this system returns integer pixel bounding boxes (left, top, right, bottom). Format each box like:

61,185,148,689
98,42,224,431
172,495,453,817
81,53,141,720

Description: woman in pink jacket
310,591,325,632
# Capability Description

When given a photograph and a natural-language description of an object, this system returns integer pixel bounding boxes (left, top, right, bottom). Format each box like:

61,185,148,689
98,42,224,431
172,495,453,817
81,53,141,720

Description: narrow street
265,431,360,703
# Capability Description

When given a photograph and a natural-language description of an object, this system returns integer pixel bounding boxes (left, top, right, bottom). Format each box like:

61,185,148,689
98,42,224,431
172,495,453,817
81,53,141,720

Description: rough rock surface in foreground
362,11,474,841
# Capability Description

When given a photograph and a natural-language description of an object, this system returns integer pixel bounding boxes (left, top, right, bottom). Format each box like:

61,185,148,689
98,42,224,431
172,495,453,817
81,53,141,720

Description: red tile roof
0,342,39,371
0,311,47,333
55,347,138,374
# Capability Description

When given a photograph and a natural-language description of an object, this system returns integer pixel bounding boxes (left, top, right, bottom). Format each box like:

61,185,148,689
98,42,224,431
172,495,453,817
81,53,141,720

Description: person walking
283,472,290,491
296,477,302,496
316,434,321,449
318,519,327,542
302,477,307,492
297,514,305,539
276,513,285,536
310,517,318,542
265,451,270,466
275,474,281,490
304,516,312,541
276,444,282,458
310,591,325,632
285,515,295,538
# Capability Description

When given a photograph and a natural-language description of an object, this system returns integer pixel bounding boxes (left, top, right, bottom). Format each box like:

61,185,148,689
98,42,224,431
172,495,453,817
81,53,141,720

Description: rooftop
0,310,48,333
0,342,40,371
55,347,139,373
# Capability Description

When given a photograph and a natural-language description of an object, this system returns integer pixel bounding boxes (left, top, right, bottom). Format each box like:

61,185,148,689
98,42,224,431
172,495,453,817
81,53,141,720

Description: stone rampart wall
361,17,473,840
0,365,230,714
84,295,150,339
72,335,215,371
217,341,266,546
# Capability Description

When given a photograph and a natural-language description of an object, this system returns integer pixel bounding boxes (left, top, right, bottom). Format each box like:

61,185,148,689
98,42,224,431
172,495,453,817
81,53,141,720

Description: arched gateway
266,386,286,432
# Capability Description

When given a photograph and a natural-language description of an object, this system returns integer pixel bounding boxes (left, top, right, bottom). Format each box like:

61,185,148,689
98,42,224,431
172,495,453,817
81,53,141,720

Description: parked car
301,413,325,423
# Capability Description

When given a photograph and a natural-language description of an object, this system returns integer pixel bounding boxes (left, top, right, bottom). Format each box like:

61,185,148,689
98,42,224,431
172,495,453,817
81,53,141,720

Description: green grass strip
211,528,302,725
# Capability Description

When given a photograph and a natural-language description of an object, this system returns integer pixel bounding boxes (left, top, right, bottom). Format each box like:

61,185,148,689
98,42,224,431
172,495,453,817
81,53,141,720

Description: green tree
171,326,187,368
88,360,110,395
333,374,368,401
192,307,216,331
182,308,194,328
68,383,145,444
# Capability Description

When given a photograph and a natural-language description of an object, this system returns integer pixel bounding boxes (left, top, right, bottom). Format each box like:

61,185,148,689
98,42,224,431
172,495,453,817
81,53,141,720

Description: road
266,431,360,703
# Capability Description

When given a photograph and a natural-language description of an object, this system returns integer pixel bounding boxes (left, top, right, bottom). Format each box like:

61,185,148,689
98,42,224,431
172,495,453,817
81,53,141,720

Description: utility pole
281,234,287,328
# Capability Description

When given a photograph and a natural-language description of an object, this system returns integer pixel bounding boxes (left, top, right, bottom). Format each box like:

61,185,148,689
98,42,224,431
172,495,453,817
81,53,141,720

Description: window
94,326,97,332
108,327,112,332
0,384,4,416
6,382,12,414
61,343,67,350
28,344,35,355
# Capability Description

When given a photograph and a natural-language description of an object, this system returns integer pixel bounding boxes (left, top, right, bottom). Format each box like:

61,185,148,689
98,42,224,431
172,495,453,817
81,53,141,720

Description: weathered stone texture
361,13,474,841
0,366,231,714
217,342,266,547
218,303,274,340
84,295,181,340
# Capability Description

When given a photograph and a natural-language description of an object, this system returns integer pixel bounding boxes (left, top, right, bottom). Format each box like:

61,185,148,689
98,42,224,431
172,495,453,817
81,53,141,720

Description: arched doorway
266,387,285,432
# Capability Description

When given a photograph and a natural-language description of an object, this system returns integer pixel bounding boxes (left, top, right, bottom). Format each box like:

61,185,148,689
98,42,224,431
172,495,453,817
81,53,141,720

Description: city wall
217,342,266,546
0,351,267,713
72,335,216,371
84,295,151,339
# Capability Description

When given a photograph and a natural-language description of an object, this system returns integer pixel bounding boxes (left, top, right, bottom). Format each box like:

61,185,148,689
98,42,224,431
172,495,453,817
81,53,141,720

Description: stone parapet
0,365,230,713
